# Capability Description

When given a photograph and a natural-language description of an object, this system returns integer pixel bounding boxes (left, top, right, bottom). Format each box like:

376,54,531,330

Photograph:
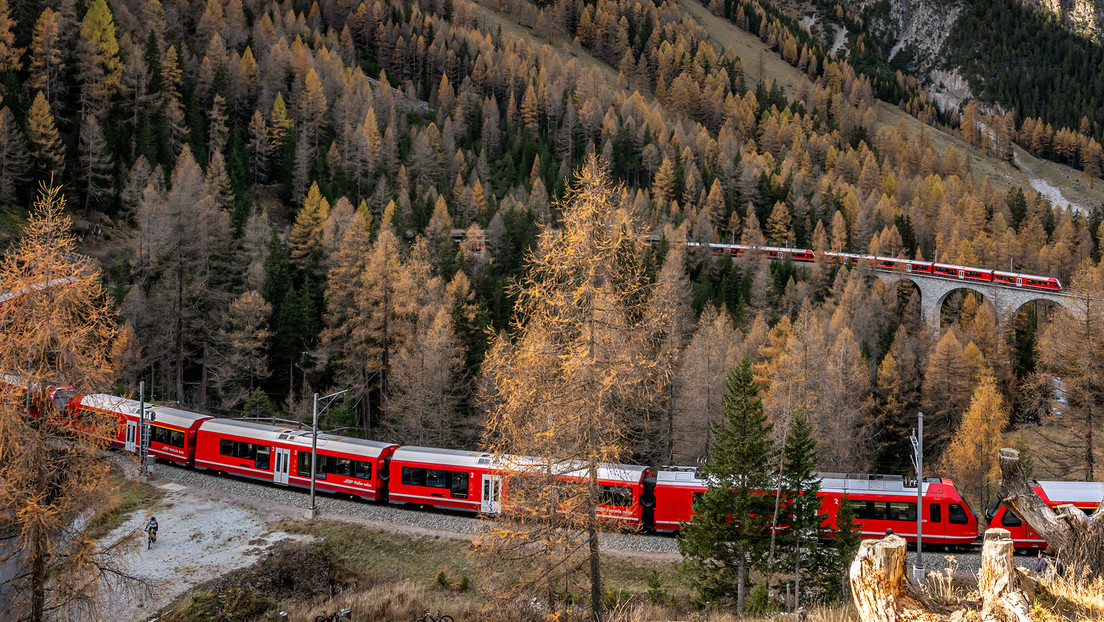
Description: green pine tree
821,493,863,601
678,357,775,614
779,409,821,608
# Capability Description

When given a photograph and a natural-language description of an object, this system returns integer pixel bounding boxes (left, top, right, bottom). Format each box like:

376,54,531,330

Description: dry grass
1033,572,1104,622
276,580,481,622
604,601,860,621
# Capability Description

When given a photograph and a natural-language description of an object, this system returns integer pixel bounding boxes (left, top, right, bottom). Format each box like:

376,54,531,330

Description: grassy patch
87,470,165,540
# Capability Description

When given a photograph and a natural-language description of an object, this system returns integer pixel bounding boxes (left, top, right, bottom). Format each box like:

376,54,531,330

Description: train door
481,474,502,513
1016,277,1023,287
124,419,137,452
273,448,291,485
957,269,964,279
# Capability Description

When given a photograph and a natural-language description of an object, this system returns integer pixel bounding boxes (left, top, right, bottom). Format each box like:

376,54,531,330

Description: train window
929,503,941,523
948,504,969,524
296,452,314,477
888,502,917,522
255,445,270,470
451,473,469,499
334,457,352,477
353,460,372,480
426,469,450,489
692,492,704,507
151,425,185,448
1000,510,1021,527
401,466,427,486
219,439,235,457
598,485,633,507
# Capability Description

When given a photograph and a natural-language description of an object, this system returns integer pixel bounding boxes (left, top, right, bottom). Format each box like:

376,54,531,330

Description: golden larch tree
941,371,1010,516
477,156,668,620
0,184,141,621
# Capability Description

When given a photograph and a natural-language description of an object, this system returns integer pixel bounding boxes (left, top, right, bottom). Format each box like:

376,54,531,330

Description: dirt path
98,481,303,621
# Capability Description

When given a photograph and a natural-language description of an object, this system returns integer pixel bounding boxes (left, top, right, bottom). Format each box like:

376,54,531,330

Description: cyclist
145,516,159,549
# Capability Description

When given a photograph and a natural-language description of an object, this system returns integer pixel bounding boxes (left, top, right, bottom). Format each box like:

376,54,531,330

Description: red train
2,375,983,539
985,481,1104,550
675,240,1063,292
652,468,979,546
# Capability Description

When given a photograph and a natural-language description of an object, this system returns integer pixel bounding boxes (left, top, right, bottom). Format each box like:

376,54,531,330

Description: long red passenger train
10,373,1095,545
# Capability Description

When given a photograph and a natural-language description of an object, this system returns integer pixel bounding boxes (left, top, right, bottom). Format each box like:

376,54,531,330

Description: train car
991,271,1063,291
194,418,399,501
74,393,145,451
930,263,995,283
388,448,655,528
0,373,77,419
652,470,979,546
387,447,502,513
817,474,979,546
145,405,213,466
985,481,1104,550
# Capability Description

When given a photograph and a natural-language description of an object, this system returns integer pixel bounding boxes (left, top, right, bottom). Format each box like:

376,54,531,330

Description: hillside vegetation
0,0,1097,518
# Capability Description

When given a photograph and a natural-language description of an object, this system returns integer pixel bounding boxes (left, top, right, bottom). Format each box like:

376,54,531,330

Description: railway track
145,459,683,557
142,459,1028,578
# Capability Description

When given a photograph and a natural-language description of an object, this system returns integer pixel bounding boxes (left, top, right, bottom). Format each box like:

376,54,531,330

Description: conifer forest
0,0,1103,617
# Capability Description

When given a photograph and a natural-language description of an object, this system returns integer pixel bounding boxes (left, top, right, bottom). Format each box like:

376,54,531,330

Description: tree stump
849,530,1035,621
998,448,1104,576
849,535,942,622
979,529,1033,622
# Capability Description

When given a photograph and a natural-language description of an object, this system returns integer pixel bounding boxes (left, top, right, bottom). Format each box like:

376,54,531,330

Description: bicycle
415,610,454,622
146,528,157,550
315,608,351,622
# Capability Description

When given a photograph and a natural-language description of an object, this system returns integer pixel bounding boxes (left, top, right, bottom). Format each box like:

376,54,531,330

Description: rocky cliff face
1023,0,1103,39
841,0,965,90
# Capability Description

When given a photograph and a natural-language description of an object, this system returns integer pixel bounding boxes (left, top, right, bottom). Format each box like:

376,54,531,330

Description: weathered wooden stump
849,535,942,622
849,530,1035,621
978,529,1033,622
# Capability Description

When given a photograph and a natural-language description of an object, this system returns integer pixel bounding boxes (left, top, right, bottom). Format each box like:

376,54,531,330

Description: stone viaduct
873,271,1083,333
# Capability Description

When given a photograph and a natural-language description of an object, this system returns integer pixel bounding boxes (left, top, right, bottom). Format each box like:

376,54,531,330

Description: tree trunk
849,535,940,621
736,552,746,615
588,462,602,621
998,448,1104,576
31,529,45,622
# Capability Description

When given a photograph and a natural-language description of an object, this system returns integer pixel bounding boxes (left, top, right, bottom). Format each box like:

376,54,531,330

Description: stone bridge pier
874,273,1082,334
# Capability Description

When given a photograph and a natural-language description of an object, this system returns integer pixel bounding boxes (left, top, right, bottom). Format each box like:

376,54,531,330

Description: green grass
87,470,165,540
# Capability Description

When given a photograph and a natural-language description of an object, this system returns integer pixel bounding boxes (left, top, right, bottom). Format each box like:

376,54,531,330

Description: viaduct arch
874,273,1082,333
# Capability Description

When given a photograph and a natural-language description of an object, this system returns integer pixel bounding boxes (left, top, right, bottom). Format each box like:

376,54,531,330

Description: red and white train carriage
387,448,655,527
194,418,399,501
652,468,979,546
986,481,1104,550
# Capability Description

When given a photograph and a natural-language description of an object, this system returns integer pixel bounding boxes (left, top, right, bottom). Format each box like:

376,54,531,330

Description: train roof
393,447,651,482
1035,481,1104,506
200,418,397,456
147,406,213,429
656,468,940,495
78,394,214,429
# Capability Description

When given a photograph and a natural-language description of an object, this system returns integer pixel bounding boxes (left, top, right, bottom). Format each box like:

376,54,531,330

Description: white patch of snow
800,15,816,31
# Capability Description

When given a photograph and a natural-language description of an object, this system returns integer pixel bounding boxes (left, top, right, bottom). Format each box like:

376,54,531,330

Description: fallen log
849,530,1036,621
998,448,1104,576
